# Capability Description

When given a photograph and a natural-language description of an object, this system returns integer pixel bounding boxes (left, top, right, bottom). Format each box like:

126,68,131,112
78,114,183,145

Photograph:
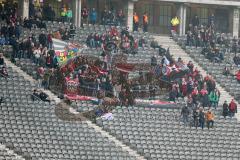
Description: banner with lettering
64,77,79,96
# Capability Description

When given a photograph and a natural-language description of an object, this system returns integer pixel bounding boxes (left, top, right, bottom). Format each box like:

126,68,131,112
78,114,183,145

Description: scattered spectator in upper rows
117,9,125,26
90,8,97,25
142,12,148,32
81,6,89,24
171,16,180,33
192,15,199,28
60,6,72,23
133,12,139,32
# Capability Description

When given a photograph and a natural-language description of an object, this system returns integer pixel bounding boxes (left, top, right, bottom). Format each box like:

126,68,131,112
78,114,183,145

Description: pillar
232,8,239,38
126,0,134,31
177,3,187,36
19,0,29,19
73,0,82,27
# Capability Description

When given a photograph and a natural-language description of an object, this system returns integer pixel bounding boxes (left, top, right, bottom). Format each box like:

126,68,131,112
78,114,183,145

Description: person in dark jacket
201,92,210,108
0,97,4,106
151,56,157,66
39,91,50,102
29,2,35,17
31,89,40,101
193,108,199,129
15,23,21,39
0,53,4,66
222,101,229,119
1,24,8,38
8,24,15,37
39,31,47,47
199,107,205,129
169,88,177,102
192,15,199,27
208,13,215,27
181,105,190,126
12,39,19,59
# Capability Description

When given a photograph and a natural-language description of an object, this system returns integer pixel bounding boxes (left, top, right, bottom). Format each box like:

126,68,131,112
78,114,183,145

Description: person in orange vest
133,12,139,31
205,109,214,129
143,12,148,32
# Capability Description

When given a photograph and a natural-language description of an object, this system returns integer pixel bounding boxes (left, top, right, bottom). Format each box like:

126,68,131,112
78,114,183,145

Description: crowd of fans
86,27,147,55
0,1,19,77
0,2,238,123
184,14,240,83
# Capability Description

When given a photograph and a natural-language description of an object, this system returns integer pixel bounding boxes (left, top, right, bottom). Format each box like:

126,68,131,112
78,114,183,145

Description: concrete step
85,121,146,160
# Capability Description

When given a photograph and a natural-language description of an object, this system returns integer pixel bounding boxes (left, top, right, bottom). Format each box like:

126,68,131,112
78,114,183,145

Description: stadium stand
0,60,143,160
0,143,25,160
1,1,240,160
173,33,240,103
153,35,240,118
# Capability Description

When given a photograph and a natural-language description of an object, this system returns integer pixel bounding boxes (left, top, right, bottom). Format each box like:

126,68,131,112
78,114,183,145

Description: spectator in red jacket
229,99,237,118
181,78,187,97
236,70,240,83
200,87,208,96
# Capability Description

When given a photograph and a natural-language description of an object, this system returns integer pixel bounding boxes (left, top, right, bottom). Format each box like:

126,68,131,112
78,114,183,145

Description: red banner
64,78,79,96
116,63,135,73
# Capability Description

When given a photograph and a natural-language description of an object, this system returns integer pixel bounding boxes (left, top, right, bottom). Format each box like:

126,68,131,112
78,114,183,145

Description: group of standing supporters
133,12,149,32
80,8,150,32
